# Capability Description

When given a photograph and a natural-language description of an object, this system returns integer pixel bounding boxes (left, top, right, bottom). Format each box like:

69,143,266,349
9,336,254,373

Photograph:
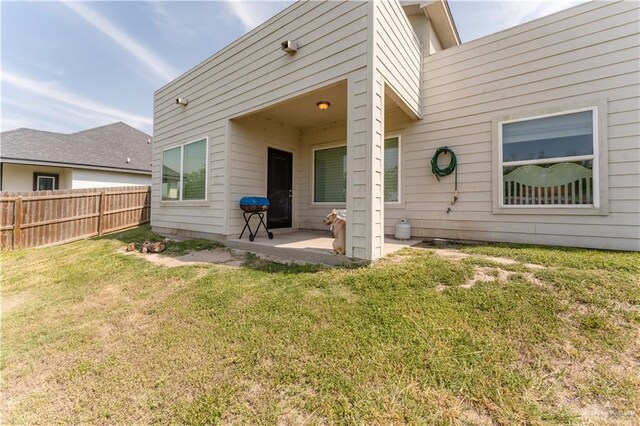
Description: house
152,0,640,261
0,122,152,192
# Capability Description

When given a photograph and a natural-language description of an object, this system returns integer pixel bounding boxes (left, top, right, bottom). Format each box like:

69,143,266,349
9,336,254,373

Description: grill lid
239,196,270,207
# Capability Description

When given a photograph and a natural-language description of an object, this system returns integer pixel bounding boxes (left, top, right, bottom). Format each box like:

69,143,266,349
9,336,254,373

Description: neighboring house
0,122,152,191
152,0,640,260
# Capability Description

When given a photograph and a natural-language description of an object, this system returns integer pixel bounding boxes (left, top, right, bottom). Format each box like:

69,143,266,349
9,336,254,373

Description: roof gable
0,122,152,173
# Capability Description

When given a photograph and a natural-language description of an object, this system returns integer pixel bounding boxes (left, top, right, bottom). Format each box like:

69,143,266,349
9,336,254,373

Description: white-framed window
33,172,58,191
498,107,598,208
162,137,207,201
313,145,347,203
312,137,401,204
384,136,400,203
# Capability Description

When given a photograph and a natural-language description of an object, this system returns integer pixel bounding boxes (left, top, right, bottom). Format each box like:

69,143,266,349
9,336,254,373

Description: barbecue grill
239,196,274,241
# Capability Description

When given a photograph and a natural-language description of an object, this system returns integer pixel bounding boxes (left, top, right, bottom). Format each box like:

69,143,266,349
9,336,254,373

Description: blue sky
1,0,584,135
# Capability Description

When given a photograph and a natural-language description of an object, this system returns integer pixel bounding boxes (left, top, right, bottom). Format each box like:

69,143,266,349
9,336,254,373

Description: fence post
13,197,23,249
97,191,106,236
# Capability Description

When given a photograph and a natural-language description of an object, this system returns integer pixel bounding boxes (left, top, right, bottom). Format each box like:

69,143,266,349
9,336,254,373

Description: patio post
345,69,385,261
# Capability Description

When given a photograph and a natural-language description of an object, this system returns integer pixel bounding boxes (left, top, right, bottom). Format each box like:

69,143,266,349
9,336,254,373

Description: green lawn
1,226,639,424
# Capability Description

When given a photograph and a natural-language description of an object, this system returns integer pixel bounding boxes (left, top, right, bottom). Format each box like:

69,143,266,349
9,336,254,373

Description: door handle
289,189,292,198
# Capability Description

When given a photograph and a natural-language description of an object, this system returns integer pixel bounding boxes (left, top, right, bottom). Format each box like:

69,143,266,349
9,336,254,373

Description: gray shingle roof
0,122,152,173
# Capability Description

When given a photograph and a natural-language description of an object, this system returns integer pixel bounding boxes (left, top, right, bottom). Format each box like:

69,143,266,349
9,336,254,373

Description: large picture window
499,108,597,207
313,137,400,204
162,138,207,201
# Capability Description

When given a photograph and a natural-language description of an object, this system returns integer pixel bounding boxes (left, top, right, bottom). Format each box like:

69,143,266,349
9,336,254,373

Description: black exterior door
267,148,293,229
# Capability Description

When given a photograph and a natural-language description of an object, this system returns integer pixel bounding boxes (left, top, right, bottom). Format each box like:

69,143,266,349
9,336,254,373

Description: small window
384,137,400,203
33,173,59,191
162,138,207,201
500,108,597,207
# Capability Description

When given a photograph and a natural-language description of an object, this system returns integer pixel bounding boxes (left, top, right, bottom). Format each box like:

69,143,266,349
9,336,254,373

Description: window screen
384,137,399,202
314,146,347,203
162,147,181,200
182,139,206,200
503,111,593,162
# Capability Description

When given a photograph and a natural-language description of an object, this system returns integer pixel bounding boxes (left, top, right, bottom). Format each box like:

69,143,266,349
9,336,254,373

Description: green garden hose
431,146,458,205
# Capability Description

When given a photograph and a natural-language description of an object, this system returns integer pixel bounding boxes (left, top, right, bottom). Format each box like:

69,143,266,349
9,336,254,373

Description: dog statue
323,209,346,255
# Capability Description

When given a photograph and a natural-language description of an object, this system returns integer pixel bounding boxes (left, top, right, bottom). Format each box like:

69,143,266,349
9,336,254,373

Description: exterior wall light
316,101,330,110
281,40,298,54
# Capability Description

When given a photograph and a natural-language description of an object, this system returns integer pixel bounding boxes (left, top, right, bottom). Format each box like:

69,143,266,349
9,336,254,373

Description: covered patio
225,77,417,263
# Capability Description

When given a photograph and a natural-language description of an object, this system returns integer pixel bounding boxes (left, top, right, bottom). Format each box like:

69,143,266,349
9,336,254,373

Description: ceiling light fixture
316,101,330,110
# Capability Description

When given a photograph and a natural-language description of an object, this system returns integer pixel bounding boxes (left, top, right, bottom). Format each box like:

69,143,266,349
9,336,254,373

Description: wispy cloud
149,2,202,43
225,0,262,32
2,94,125,133
1,70,152,132
494,0,583,30
224,0,293,32
450,0,585,42
62,1,179,83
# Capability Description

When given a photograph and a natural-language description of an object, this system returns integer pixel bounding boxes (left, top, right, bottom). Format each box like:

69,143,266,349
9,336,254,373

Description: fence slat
98,191,106,236
1,186,150,250
13,198,23,249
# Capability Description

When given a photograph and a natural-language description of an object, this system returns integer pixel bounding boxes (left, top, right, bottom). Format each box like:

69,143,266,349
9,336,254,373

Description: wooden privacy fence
0,186,151,250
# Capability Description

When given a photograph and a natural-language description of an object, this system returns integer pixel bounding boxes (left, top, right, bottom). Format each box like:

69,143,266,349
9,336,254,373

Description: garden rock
142,240,166,253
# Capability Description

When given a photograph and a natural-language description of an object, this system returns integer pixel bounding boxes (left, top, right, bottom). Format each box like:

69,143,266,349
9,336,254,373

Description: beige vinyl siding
346,66,375,259
152,1,369,237
391,0,639,250
71,169,150,189
227,116,300,235
370,71,385,259
1,164,72,192
406,14,442,56
427,21,443,54
374,0,422,117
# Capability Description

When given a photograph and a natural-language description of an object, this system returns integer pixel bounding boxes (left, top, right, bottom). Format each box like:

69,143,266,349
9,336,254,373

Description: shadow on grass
100,225,224,257
240,252,333,274
101,225,337,274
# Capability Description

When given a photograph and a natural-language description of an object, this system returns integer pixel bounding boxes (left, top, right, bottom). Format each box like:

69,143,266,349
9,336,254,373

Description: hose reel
430,146,458,208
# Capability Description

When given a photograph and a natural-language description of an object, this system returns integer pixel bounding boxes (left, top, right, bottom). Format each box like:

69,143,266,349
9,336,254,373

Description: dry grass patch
1,227,639,424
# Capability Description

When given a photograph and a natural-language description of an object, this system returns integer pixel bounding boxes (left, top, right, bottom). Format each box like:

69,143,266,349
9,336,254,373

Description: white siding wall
427,21,443,54
1,163,72,192
407,14,443,56
227,115,300,235
390,0,640,250
71,169,150,189
346,65,378,259
374,0,422,117
152,0,370,239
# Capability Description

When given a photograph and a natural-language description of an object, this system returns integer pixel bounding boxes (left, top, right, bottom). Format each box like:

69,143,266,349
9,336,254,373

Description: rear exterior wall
71,169,150,189
388,0,639,250
1,163,72,192
227,115,301,235
152,1,370,237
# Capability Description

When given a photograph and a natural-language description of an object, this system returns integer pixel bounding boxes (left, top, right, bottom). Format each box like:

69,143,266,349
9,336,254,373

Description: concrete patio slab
225,230,421,266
